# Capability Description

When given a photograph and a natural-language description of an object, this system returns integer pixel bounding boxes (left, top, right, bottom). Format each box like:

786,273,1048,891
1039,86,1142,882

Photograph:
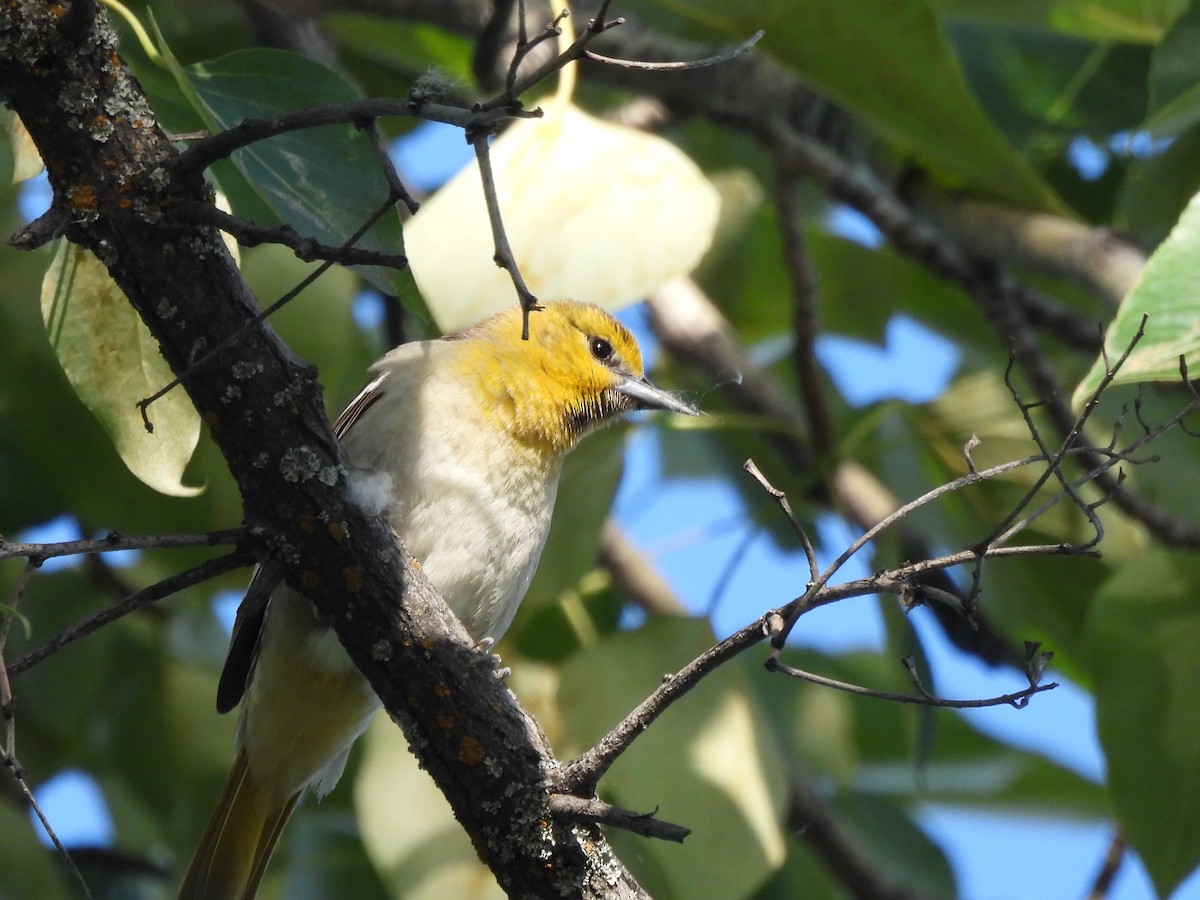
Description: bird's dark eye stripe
589,336,614,362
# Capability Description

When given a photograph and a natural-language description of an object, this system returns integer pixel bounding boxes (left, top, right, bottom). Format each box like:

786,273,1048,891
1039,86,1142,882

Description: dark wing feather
216,562,282,713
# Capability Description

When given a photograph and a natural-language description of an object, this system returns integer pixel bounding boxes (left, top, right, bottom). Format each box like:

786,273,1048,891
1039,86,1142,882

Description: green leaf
834,792,957,898
651,0,1063,210
1145,0,1200,136
932,0,1186,42
178,48,409,300
558,618,787,900
1083,549,1200,896
0,804,71,900
1117,122,1200,247
1073,186,1200,406
40,241,202,497
948,23,1150,153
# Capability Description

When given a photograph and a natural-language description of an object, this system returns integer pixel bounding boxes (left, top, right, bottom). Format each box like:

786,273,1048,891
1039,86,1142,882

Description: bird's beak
616,376,701,417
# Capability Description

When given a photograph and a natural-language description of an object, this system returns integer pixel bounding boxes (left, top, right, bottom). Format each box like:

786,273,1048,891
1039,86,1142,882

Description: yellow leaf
8,113,44,183
41,241,203,497
406,103,720,332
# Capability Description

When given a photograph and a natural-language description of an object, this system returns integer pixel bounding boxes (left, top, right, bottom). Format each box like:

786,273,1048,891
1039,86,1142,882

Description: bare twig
8,551,252,678
172,96,532,177
1085,833,1127,900
357,118,421,216
743,459,818,582
563,365,1200,793
775,165,836,460
179,202,408,268
0,527,247,562
1,561,95,898
503,3,570,103
480,0,624,112
138,196,397,427
548,794,691,843
466,126,540,337
584,29,763,71
766,122,1200,547
763,654,1057,709
2,759,95,899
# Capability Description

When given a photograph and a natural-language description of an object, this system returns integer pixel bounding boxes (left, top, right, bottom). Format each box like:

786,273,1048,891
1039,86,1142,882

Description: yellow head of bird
451,301,698,453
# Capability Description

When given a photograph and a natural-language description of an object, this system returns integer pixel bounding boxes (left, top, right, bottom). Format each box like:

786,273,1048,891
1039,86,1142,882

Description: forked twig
562,330,1200,795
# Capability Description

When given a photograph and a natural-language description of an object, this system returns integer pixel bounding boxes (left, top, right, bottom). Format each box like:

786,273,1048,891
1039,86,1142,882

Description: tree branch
0,6,644,895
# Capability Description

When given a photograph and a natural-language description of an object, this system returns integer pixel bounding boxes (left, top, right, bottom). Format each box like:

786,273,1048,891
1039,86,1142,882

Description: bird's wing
216,561,283,714
333,372,388,439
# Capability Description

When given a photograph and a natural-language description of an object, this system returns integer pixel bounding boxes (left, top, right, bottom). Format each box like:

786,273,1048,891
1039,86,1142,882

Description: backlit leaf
406,102,720,332
40,240,203,497
1073,187,1200,406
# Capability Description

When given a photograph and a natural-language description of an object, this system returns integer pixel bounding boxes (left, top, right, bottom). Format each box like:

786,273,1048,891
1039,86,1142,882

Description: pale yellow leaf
406,103,720,332
8,114,44,183
41,240,203,497
354,717,505,900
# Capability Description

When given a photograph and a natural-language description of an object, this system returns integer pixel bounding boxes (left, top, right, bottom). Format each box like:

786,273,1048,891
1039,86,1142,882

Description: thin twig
774,167,836,459
172,97,532,176
548,794,691,843
743,459,818,582
138,197,396,428
768,121,1200,547
466,127,540,337
2,760,95,899
1085,833,1127,900
0,560,95,898
764,655,1056,709
0,527,247,562
563,377,1200,792
480,0,623,112
584,29,764,71
179,203,408,269
1,562,36,757
8,551,252,678
504,3,570,104
357,118,421,216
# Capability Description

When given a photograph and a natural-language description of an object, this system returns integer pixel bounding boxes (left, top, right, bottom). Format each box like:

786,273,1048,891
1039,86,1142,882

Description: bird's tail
178,749,299,900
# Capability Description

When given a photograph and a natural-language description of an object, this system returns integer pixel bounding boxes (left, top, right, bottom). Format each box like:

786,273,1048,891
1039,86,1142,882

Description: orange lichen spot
458,735,485,766
92,114,108,129
421,638,434,651
119,198,132,209
300,570,319,591
299,514,317,533
48,3,66,16
342,566,364,592
327,521,347,542
68,184,97,212
436,714,455,731
433,681,451,698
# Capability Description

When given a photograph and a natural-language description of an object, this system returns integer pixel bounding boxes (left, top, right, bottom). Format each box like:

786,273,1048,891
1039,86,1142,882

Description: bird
178,300,698,899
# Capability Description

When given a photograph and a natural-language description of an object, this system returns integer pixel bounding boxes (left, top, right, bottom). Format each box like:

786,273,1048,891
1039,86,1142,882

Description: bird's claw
472,637,510,680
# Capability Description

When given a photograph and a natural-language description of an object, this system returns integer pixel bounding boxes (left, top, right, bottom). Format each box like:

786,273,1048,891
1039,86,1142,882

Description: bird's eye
589,336,614,362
